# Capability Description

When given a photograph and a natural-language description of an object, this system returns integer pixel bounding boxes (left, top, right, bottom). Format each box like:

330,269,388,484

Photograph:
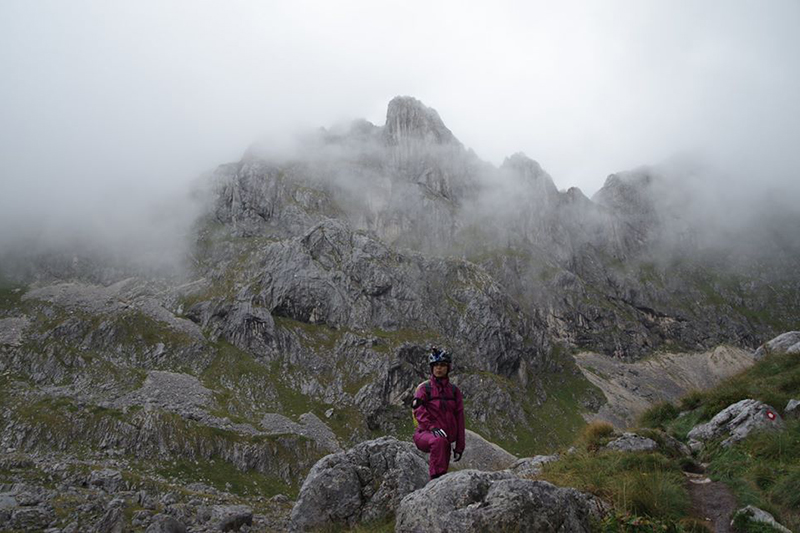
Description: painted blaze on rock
688,399,785,449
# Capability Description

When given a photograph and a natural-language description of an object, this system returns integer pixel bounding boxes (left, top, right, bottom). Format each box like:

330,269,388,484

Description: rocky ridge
2,96,800,530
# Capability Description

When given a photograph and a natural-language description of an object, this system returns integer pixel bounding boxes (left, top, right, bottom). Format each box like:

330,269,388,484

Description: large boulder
289,437,427,531
688,399,784,449
457,430,517,471
754,331,800,360
508,455,559,478
395,470,605,533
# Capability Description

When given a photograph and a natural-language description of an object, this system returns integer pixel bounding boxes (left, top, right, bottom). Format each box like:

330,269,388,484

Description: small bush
580,420,615,450
771,467,800,510
679,390,705,411
628,471,690,519
640,402,680,429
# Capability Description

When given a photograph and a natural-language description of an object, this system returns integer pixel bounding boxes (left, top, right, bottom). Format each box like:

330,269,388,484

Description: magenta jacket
414,375,465,454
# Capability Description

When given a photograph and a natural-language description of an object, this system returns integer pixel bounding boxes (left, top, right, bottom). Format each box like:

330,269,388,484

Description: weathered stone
289,437,427,531
395,470,605,533
212,505,252,532
605,432,658,453
731,505,792,533
145,513,187,533
688,399,784,449
269,494,290,504
509,455,559,478
94,505,125,533
0,316,30,347
456,429,517,471
11,506,55,531
89,469,124,493
754,331,800,360
785,399,799,419
0,494,16,510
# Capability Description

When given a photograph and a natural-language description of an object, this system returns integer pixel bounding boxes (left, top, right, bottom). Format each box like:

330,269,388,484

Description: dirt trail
685,471,739,533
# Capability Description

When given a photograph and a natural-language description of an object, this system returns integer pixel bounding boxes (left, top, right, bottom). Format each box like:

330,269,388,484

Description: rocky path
685,471,739,533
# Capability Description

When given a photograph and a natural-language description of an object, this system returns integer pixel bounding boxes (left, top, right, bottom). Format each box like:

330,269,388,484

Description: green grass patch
639,402,681,430
274,315,344,351
704,421,800,532
541,450,689,521
0,284,24,314
485,366,602,456
113,310,196,348
201,340,367,441
677,351,800,424
637,350,800,531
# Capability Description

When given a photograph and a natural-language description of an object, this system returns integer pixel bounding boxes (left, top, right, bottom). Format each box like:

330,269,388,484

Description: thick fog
1,1,799,270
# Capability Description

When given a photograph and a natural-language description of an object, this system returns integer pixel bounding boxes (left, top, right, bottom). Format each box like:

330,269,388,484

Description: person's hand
453,451,462,462
431,428,447,439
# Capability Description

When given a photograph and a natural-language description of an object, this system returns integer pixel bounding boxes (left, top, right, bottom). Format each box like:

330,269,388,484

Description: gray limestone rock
118,371,213,414
395,470,605,533
260,412,342,453
94,505,125,533
0,494,17,510
289,437,427,531
0,316,30,347
687,399,784,449
509,455,559,478
754,331,800,360
731,505,792,533
457,429,517,471
10,506,55,531
89,469,124,493
605,432,658,453
145,514,187,533
785,399,799,419
211,505,253,532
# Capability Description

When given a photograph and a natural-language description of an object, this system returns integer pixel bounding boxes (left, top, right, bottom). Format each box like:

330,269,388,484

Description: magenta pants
413,430,451,478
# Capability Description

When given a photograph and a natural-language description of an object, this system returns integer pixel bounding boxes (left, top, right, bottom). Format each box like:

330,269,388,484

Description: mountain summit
383,96,460,147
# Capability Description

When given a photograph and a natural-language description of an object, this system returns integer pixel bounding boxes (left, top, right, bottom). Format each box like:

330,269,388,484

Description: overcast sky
1,0,799,247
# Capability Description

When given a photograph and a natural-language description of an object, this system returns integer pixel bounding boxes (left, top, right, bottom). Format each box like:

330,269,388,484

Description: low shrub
639,402,680,429
580,420,616,451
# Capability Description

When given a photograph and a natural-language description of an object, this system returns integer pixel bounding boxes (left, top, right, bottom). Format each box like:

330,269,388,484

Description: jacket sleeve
413,384,433,431
455,386,465,453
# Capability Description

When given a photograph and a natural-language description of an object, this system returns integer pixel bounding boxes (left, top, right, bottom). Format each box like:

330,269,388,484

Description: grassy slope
532,350,800,532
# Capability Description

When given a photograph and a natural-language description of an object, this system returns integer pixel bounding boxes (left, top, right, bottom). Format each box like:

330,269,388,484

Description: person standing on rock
412,347,465,479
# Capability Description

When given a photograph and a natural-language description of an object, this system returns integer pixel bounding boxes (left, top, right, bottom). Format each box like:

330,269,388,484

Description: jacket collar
430,374,450,387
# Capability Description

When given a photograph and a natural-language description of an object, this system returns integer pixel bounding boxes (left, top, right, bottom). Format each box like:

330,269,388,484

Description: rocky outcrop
395,470,606,533
508,454,559,478
383,96,459,148
260,412,342,453
754,331,800,360
289,437,428,531
457,429,517,471
731,505,792,533
145,514,187,533
688,399,785,450
785,399,799,420
0,316,29,347
605,433,658,453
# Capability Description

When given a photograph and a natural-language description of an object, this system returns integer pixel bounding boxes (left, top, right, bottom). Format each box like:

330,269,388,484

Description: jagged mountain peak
382,96,459,147
501,152,559,200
